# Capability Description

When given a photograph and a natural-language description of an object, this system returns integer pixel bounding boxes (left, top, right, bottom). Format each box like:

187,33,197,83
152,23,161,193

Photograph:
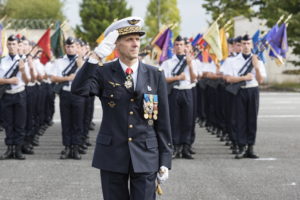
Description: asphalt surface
0,92,300,200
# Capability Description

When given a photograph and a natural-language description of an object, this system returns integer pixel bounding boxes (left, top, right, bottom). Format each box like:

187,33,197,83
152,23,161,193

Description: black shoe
0,126,3,132
244,145,259,159
216,129,221,138
47,121,54,126
22,145,34,155
78,146,87,154
72,145,82,160
182,145,194,159
85,138,92,146
14,145,26,160
60,146,71,159
235,146,246,159
189,148,196,155
89,122,95,131
232,145,239,154
172,145,182,159
0,145,14,160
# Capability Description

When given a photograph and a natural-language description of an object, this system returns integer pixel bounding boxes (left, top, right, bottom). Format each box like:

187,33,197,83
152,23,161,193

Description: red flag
37,28,51,64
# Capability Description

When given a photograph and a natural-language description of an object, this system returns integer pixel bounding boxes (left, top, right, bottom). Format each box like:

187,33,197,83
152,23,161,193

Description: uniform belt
241,84,258,89
173,85,194,90
5,86,25,94
27,82,36,87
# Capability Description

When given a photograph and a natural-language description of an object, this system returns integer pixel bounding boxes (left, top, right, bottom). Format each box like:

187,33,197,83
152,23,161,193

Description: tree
202,0,255,36
252,0,300,66
0,0,64,29
144,0,181,43
76,0,132,47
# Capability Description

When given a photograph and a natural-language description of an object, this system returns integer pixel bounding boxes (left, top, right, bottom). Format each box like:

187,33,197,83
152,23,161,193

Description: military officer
0,35,30,160
71,16,172,200
223,34,266,159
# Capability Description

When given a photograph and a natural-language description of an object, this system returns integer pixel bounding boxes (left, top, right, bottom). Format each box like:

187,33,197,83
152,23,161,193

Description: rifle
167,56,187,94
0,59,20,99
53,56,78,94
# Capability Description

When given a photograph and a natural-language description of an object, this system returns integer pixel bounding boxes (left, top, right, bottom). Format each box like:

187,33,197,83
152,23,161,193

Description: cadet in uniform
71,16,172,200
50,37,85,160
0,35,30,160
223,34,266,159
161,35,197,159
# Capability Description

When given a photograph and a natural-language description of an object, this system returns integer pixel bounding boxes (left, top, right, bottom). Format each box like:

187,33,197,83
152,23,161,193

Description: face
234,42,242,53
185,43,193,54
116,34,140,60
7,40,18,55
174,41,185,55
65,44,77,55
241,40,252,54
22,40,31,54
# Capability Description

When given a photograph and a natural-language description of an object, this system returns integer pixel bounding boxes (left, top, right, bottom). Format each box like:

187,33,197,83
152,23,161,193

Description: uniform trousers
169,88,194,145
234,87,259,146
2,91,27,145
59,90,85,146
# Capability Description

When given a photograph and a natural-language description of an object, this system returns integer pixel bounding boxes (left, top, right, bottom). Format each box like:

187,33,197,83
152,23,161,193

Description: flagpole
276,15,285,24
284,14,293,27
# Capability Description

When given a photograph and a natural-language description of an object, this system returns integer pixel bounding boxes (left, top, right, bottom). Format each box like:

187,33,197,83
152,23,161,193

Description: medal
153,114,158,120
144,113,149,119
148,119,154,126
124,80,133,89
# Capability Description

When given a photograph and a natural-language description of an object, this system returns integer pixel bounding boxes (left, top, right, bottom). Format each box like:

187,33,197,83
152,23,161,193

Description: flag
203,22,222,62
51,27,65,58
192,33,202,47
154,28,173,64
150,25,168,46
96,33,104,44
219,28,228,60
252,30,266,63
37,28,51,64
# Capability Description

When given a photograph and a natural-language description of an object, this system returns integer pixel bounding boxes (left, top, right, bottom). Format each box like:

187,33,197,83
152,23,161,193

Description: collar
119,59,139,74
236,52,252,60
7,54,20,61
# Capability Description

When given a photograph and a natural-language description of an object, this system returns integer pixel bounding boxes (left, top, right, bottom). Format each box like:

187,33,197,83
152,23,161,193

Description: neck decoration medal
125,67,133,89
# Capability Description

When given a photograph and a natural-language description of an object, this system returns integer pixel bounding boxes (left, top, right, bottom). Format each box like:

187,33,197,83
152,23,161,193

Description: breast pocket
102,89,121,100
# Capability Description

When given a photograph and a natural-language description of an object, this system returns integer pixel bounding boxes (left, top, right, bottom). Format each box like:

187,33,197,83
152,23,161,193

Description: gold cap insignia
128,19,140,25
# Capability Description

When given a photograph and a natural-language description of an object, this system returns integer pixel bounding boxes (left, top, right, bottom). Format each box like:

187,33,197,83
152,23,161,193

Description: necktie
124,67,134,89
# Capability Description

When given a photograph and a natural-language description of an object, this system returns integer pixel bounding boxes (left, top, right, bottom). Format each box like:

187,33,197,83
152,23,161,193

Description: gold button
128,137,132,142
130,98,134,102
129,111,133,115
129,124,133,128
110,94,114,98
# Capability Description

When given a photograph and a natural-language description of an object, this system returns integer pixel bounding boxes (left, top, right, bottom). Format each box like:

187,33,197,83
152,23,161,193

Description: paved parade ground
0,92,300,200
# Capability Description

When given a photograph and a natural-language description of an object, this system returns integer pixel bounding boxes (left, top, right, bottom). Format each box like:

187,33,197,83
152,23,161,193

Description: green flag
51,27,65,58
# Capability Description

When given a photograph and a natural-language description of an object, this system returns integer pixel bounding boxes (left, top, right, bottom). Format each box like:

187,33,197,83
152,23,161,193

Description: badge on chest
143,94,158,125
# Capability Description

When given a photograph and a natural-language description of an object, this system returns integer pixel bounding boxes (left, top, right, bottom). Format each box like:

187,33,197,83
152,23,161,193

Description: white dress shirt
0,54,29,92
161,55,197,89
222,53,267,87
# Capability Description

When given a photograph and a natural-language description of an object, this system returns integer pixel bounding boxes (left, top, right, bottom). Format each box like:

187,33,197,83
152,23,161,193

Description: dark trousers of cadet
190,86,198,145
1,91,27,145
82,96,94,143
59,91,85,146
49,83,56,121
234,87,259,146
224,90,237,144
0,99,3,126
206,86,217,128
216,85,226,132
100,167,156,200
44,83,54,125
38,83,48,128
196,83,207,122
25,86,38,144
169,89,194,145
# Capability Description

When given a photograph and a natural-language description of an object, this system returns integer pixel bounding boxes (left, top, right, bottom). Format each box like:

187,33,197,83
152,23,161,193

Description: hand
186,53,192,66
244,73,253,81
252,55,259,70
19,59,25,72
9,77,19,85
94,30,119,59
157,166,169,184
177,72,186,81
67,74,76,81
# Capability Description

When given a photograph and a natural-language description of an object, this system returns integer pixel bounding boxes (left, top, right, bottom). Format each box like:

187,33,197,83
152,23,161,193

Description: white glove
157,166,169,184
94,30,119,59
